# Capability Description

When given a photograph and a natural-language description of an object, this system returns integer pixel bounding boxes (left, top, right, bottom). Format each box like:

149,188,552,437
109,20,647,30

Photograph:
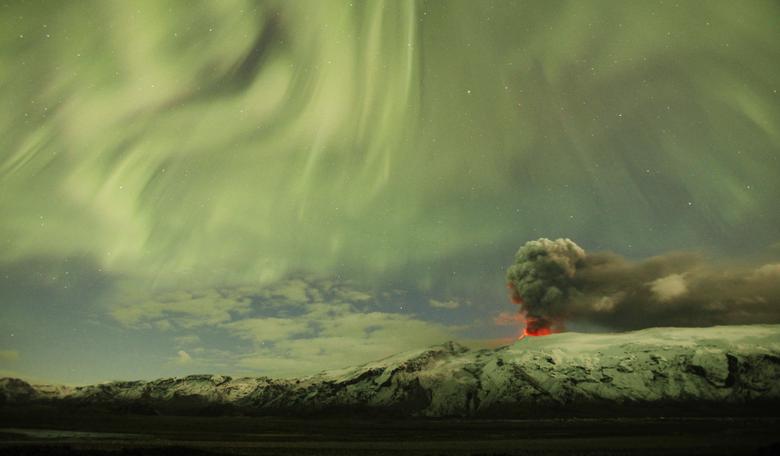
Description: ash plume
506,238,780,332
506,238,585,333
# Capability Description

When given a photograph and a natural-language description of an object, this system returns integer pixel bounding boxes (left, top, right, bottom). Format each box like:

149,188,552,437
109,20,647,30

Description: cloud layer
111,277,457,376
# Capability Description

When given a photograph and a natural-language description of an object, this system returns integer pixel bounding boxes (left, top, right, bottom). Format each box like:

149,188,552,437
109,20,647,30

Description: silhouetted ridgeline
3,326,780,418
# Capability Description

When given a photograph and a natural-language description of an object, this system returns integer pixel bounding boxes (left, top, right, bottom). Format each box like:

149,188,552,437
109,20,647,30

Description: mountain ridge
3,325,779,417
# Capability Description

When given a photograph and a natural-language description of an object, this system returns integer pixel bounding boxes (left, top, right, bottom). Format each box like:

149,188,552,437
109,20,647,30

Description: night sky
1,0,779,384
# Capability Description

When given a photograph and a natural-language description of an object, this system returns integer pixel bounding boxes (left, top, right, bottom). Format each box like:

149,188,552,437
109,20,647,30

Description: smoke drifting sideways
506,238,780,335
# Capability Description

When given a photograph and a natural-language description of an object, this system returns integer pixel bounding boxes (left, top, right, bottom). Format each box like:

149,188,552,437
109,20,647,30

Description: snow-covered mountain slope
2,325,779,417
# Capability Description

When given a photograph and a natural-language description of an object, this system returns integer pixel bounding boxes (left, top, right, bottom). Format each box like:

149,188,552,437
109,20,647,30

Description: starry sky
1,0,779,384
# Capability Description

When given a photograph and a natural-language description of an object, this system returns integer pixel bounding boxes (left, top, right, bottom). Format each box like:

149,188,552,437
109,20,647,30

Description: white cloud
220,284,456,375
590,292,625,312
754,263,780,278
109,277,459,377
648,273,688,302
333,288,373,302
223,317,310,343
223,303,457,371
176,350,192,364
229,307,456,376
109,277,377,330
429,298,460,309
592,296,616,312
235,326,453,376
111,288,251,329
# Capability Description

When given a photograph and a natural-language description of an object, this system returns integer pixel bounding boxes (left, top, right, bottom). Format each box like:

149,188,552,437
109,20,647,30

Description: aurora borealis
1,0,779,384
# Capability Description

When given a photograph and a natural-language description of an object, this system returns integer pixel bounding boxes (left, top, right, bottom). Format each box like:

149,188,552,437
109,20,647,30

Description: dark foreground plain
1,408,779,456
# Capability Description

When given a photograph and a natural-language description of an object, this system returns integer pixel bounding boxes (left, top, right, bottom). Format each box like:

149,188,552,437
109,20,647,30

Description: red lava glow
522,326,553,337
516,315,559,340
506,282,559,340
517,325,556,340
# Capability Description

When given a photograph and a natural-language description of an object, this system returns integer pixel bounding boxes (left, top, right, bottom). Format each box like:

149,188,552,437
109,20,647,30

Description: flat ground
0,409,778,455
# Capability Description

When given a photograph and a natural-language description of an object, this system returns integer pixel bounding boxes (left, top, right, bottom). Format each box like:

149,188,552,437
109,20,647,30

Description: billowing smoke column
505,238,780,336
506,238,585,336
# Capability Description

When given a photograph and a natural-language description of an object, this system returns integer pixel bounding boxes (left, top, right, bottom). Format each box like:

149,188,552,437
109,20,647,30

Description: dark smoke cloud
506,238,780,331
506,238,585,333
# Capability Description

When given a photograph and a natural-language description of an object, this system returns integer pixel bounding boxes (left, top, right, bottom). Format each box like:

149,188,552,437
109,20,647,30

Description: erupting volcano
508,287,558,337
522,327,552,337
521,317,555,337
506,238,585,339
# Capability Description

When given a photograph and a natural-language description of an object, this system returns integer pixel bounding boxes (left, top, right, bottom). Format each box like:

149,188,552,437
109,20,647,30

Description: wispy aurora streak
2,0,779,290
